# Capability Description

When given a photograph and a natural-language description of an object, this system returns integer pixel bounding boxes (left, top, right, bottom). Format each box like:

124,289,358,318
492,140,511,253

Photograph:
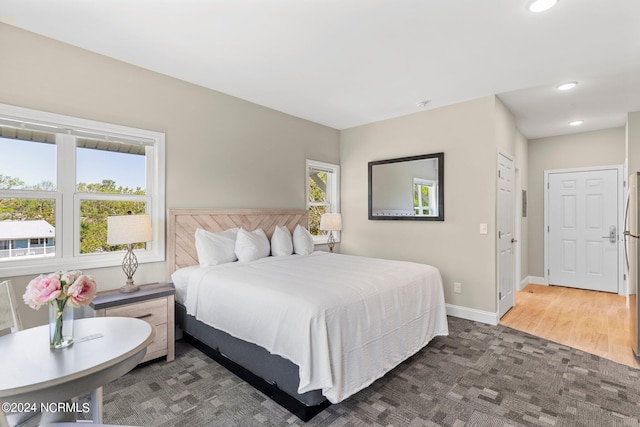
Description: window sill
0,251,164,277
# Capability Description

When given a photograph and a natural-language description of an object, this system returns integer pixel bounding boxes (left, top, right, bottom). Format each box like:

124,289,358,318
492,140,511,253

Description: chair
0,280,22,335
0,280,40,427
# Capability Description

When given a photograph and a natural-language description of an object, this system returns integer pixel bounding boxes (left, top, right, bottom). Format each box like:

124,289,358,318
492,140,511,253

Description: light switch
480,223,488,234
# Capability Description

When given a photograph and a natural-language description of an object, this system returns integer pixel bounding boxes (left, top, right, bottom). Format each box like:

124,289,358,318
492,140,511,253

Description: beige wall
0,24,340,327
628,111,640,176
341,95,524,315
527,127,626,277
0,23,534,325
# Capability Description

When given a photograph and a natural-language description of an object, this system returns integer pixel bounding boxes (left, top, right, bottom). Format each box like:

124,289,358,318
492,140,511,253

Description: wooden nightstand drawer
146,323,168,355
90,283,175,363
105,298,167,326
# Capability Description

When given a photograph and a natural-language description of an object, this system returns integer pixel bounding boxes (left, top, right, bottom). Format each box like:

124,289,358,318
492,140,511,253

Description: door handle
602,225,616,243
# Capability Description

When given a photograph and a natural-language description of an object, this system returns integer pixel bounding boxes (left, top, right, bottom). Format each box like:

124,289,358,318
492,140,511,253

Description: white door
498,152,515,318
547,169,619,292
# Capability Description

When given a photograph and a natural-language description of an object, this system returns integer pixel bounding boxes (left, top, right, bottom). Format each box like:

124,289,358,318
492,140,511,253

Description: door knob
511,238,517,243
602,225,616,243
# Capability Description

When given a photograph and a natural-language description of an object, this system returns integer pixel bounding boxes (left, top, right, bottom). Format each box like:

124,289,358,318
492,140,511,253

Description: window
413,178,437,216
75,138,149,255
306,160,340,244
0,103,165,276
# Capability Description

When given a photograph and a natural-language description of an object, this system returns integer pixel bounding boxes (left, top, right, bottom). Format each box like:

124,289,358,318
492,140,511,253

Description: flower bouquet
23,271,97,348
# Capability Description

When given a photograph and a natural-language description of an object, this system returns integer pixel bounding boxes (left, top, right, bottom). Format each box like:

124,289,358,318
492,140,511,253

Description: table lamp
319,213,342,253
107,214,152,293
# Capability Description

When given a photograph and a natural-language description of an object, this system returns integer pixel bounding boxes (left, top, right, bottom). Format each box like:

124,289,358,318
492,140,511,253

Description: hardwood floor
500,283,640,369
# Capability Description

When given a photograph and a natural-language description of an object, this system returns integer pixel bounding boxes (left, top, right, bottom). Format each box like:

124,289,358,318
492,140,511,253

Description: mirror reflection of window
368,152,444,221
413,178,437,216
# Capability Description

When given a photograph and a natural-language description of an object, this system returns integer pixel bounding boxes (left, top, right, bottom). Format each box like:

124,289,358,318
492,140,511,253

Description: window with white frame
306,160,340,244
0,103,165,276
413,178,437,216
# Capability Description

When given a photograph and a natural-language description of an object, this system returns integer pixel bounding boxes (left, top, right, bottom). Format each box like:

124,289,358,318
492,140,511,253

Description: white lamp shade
107,214,153,245
319,213,342,231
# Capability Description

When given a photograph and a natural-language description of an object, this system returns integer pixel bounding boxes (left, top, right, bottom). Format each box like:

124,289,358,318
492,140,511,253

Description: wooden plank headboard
167,208,308,275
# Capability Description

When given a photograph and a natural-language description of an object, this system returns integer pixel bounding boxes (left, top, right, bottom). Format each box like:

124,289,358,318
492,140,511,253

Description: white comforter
184,252,448,403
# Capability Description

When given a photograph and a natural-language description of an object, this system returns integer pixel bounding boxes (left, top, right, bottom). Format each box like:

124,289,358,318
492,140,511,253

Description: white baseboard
445,304,498,326
526,276,547,285
518,277,528,291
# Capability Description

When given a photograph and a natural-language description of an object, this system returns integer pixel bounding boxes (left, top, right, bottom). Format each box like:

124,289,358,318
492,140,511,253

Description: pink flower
23,275,62,309
24,270,98,311
67,275,97,307
58,270,82,286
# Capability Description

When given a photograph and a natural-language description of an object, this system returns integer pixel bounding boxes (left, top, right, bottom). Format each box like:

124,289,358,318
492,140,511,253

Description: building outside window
0,220,55,258
306,159,340,244
0,103,165,276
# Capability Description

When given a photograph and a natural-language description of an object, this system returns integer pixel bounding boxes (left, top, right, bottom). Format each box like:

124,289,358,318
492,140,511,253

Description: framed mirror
368,152,444,221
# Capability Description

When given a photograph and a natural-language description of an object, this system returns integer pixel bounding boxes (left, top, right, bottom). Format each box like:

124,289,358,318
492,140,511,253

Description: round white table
0,317,155,425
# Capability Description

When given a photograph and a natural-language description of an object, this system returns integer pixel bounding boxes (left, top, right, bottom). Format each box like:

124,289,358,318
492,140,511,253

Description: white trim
0,103,159,144
515,166,522,298
60,133,74,261
523,275,547,287
306,159,340,245
446,304,498,326
519,277,528,290
619,170,627,296
543,165,624,295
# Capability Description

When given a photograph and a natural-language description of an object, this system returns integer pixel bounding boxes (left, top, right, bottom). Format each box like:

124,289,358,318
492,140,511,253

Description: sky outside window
0,137,145,190
0,137,56,189
76,146,146,191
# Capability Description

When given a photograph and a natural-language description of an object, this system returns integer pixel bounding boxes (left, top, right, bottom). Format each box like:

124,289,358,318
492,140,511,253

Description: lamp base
119,245,140,293
327,232,336,252
119,284,140,293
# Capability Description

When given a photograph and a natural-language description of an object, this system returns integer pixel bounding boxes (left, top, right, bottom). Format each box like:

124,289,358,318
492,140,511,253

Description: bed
167,208,448,421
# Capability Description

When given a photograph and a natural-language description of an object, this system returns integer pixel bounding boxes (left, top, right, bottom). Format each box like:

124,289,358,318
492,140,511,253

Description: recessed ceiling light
569,120,584,126
556,81,578,91
416,100,430,108
528,0,559,13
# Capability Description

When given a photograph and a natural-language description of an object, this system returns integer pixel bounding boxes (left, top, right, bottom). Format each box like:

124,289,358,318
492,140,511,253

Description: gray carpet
84,317,640,426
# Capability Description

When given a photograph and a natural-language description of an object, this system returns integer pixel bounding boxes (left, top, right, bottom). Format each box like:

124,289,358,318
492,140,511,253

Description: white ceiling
1,0,639,139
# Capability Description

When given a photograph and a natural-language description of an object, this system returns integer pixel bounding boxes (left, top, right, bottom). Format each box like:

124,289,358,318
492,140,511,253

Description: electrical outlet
454,282,462,294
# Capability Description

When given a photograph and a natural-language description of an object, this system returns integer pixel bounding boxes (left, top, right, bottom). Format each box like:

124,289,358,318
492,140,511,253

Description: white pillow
235,228,271,262
195,227,239,266
271,225,293,257
293,225,314,255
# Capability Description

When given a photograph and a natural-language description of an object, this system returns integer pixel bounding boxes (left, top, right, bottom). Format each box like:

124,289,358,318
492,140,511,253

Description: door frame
543,165,625,295
497,150,517,318
515,166,522,292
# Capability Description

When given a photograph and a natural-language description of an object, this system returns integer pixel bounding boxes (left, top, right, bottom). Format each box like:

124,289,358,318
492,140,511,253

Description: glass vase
49,300,74,349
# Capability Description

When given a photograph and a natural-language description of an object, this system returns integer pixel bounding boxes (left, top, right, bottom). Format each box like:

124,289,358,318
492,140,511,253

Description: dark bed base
175,303,330,422
182,332,331,421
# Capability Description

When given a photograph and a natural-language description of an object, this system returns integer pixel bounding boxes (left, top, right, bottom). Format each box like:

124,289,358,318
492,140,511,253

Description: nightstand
90,283,175,363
